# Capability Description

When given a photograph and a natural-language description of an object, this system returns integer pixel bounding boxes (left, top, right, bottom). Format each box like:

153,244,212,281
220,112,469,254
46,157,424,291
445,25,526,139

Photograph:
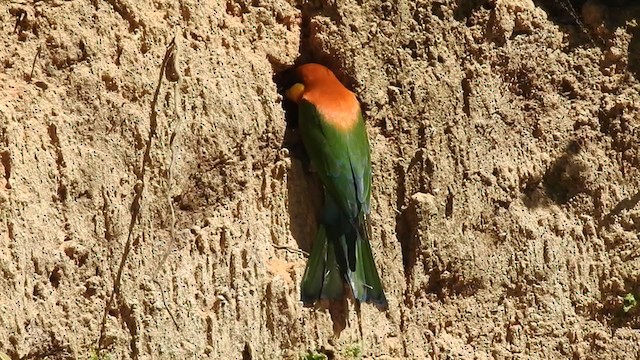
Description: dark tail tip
360,292,388,311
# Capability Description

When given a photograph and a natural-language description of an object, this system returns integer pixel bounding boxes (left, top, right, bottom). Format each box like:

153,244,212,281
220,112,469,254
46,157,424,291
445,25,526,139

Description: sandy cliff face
1,0,639,358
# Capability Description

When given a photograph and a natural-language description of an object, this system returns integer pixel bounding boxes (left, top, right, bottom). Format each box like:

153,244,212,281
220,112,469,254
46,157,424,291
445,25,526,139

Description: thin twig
97,31,175,351
558,0,596,46
274,245,309,256
153,26,183,277
158,280,181,331
148,28,195,350
28,45,41,82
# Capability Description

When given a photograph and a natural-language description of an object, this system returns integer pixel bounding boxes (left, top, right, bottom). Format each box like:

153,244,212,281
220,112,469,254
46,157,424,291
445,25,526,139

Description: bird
284,63,387,310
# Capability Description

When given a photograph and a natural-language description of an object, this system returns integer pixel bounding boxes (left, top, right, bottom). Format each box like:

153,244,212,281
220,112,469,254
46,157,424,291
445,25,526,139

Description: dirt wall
1,0,639,359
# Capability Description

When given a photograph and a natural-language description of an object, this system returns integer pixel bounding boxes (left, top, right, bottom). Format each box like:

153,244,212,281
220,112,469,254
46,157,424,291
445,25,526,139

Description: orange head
285,63,360,132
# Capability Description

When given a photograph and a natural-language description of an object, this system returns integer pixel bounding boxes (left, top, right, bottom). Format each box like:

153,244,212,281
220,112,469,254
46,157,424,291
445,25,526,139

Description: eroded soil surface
1,0,640,358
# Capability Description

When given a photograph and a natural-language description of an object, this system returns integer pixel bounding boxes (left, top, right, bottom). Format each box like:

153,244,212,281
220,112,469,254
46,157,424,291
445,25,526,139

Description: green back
297,100,371,220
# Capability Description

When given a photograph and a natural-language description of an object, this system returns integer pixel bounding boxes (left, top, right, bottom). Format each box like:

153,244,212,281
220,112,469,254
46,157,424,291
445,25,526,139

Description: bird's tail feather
345,214,388,310
301,211,387,310
300,225,344,304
